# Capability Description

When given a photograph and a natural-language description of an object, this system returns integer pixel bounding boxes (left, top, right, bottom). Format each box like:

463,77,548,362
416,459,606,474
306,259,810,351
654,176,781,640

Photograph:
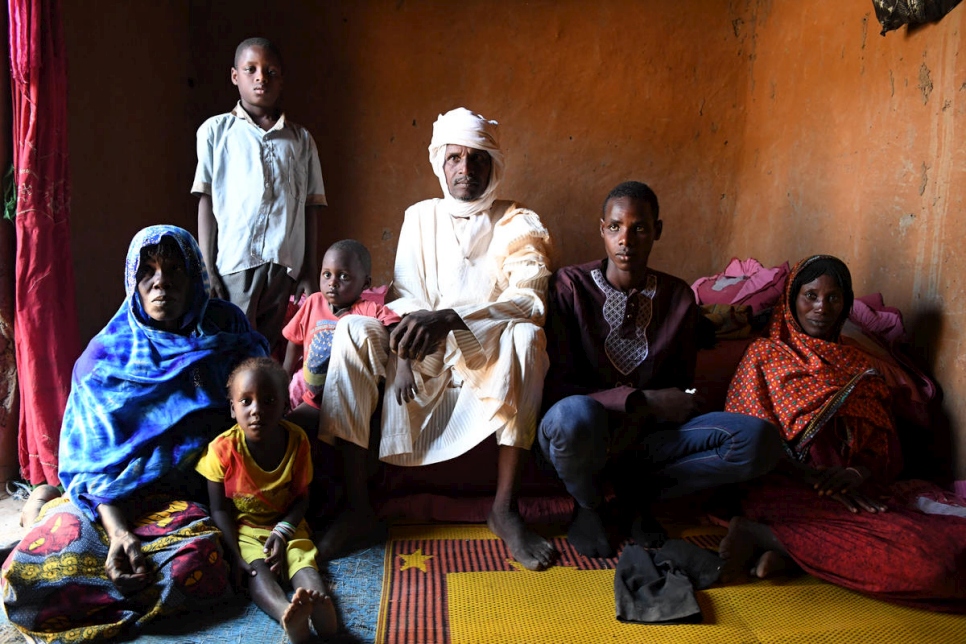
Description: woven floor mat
376,524,966,644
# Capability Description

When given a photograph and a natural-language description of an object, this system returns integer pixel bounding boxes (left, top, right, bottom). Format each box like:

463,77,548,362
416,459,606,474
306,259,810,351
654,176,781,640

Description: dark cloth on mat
614,544,702,624
654,539,722,590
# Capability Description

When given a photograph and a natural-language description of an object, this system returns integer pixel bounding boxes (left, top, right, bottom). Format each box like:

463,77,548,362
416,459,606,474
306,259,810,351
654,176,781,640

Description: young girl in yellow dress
197,357,337,642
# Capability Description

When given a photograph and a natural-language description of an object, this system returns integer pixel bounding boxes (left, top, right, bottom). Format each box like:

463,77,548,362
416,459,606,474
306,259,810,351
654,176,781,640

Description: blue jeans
537,395,783,509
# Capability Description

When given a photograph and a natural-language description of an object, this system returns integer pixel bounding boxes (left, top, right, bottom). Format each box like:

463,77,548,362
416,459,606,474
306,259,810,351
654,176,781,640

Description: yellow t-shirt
195,419,312,528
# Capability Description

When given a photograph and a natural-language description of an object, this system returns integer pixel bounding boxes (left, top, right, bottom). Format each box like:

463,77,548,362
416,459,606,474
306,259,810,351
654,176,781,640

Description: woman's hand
826,488,889,514
800,465,888,514
98,503,151,593
105,530,152,593
263,533,287,577
811,465,866,496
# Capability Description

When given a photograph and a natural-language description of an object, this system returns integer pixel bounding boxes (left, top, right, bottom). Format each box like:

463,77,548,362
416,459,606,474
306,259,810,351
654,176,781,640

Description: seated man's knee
539,396,607,452
337,314,389,344
512,323,549,386
739,416,783,477
512,322,546,354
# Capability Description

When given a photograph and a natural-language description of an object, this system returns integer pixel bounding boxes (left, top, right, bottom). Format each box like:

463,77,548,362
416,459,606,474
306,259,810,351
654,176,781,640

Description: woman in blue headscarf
2,226,268,642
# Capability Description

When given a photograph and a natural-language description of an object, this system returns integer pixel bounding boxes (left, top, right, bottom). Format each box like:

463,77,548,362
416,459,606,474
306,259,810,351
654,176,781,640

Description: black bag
872,0,963,35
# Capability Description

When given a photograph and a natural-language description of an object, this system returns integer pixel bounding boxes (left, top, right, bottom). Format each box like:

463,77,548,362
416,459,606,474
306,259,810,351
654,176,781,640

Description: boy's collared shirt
191,102,327,278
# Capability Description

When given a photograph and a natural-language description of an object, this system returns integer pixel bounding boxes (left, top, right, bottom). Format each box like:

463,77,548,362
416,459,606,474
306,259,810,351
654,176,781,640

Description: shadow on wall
905,306,956,483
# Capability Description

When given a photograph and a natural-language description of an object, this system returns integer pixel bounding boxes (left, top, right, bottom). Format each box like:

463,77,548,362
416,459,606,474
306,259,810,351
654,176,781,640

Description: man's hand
105,531,151,593
389,309,465,361
640,388,700,424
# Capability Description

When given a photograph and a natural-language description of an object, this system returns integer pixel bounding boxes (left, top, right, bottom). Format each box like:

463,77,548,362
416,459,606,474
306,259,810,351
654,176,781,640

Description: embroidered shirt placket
591,268,657,375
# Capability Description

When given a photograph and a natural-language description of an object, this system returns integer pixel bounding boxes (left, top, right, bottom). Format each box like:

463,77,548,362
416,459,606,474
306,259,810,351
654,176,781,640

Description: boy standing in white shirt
192,37,326,349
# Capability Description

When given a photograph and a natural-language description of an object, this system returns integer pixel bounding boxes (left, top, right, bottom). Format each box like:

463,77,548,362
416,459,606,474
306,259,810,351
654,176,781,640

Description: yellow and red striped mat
376,524,966,644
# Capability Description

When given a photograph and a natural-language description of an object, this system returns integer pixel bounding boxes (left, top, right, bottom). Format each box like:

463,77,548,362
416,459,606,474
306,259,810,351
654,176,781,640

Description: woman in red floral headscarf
720,255,966,612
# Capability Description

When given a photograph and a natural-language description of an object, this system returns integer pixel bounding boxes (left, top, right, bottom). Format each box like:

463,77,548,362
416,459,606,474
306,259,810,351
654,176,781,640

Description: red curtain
0,6,17,484
9,0,79,485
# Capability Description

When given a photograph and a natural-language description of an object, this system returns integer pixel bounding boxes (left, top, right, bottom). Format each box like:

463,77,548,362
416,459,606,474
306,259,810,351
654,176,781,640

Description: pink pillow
692,258,789,314
359,284,389,305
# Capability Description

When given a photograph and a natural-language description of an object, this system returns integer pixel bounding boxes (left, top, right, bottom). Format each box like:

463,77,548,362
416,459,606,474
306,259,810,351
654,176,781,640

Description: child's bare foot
752,550,792,578
315,507,377,561
308,589,338,636
566,505,613,558
281,588,315,644
487,506,557,571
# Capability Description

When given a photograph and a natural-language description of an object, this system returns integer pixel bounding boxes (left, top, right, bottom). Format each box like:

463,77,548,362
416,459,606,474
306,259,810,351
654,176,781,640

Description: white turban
428,108,505,218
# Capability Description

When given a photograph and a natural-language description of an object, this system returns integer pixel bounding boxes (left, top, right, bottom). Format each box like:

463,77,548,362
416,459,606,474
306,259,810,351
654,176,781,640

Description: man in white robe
318,108,556,570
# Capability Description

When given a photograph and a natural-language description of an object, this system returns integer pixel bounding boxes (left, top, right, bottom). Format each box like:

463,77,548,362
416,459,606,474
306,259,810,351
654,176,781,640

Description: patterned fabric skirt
1,495,229,642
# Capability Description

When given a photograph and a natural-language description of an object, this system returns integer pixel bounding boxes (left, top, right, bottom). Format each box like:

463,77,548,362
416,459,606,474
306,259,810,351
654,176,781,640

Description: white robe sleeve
451,205,551,369
387,202,437,315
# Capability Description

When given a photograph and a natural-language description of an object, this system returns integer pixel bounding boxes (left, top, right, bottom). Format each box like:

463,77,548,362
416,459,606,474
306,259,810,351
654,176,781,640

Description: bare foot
308,588,338,636
20,484,60,527
487,507,557,571
718,516,759,581
281,588,315,644
567,505,613,558
752,550,792,579
719,516,785,581
315,507,377,561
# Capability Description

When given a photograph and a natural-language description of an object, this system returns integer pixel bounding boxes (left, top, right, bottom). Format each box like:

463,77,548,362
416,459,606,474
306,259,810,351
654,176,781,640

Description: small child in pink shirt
283,240,416,434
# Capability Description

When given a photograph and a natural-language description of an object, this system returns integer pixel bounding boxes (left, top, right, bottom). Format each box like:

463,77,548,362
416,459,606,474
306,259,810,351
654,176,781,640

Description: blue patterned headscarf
59,225,270,519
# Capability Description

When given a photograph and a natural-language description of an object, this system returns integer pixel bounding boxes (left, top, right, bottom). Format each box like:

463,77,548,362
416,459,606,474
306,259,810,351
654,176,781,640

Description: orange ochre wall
63,1,966,477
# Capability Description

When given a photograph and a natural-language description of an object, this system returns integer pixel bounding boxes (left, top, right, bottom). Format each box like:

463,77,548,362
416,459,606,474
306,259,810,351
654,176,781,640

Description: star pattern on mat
399,548,433,572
